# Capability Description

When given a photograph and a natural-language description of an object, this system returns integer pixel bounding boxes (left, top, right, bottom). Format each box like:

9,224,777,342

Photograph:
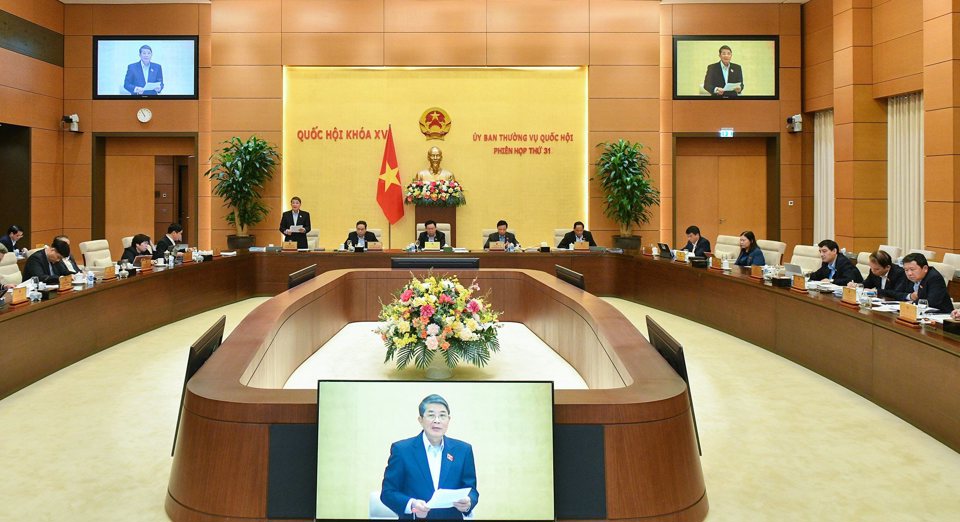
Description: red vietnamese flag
377,125,405,224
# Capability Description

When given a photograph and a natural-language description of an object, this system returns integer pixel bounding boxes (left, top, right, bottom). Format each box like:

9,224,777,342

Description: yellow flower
396,321,411,334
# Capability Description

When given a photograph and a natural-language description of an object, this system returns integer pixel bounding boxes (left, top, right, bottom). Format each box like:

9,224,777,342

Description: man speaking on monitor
381,394,479,519
124,45,164,95
703,44,743,98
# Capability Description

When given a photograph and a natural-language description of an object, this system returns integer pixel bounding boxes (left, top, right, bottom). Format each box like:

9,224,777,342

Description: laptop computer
657,243,674,259
784,263,804,277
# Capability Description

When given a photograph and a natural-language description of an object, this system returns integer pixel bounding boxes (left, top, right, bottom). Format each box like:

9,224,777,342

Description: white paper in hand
426,487,471,509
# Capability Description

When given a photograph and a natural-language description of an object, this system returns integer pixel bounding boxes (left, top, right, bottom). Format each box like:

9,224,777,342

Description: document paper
723,82,741,91
426,488,471,509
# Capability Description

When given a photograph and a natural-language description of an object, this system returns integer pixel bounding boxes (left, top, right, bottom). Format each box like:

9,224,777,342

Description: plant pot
425,355,453,380
227,235,256,250
613,235,642,251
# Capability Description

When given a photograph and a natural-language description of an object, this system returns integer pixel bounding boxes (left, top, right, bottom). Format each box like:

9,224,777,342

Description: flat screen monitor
93,36,199,99
645,315,701,455
172,315,226,455
554,264,585,290
288,263,318,289
673,35,779,100
391,257,480,270
315,380,555,521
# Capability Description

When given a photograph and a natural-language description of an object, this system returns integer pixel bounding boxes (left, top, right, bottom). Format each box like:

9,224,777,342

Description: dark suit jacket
124,61,164,95
900,267,953,314
417,231,447,250
380,433,479,520
0,235,15,252
153,236,177,260
703,61,744,98
810,254,864,286
23,249,61,285
557,230,597,249
735,247,765,267
483,232,519,249
121,246,152,265
682,238,712,257
345,231,378,248
279,210,311,249
863,264,907,299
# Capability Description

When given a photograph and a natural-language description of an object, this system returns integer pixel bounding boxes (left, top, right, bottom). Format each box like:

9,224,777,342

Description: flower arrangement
403,179,466,207
377,274,500,371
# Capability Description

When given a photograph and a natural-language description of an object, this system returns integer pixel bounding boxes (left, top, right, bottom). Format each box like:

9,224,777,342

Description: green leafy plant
205,136,281,237
594,139,660,237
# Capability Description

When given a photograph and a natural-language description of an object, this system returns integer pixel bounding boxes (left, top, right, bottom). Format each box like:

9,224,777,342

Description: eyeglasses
424,413,449,422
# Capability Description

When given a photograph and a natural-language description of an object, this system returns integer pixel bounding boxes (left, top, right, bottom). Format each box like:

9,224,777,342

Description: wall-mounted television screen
93,36,198,99
673,35,779,100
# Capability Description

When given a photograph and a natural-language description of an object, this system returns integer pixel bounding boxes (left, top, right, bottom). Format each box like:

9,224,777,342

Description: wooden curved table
167,268,707,522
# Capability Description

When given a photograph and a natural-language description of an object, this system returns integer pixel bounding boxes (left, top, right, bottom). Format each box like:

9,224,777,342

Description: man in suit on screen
703,45,743,98
381,394,479,519
123,45,164,95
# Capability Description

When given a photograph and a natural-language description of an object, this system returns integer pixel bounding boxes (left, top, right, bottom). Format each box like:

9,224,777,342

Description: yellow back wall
283,67,587,249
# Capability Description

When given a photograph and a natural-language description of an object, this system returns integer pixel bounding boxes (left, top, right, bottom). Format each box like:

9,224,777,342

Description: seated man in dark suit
123,45,164,95
417,220,446,250
53,235,81,275
557,221,597,249
483,220,520,249
853,250,907,299
809,239,863,286
279,196,311,249
121,234,153,264
23,239,70,285
899,253,954,314
0,225,24,253
153,223,183,260
703,45,744,98
680,225,712,257
381,394,479,520
345,220,378,249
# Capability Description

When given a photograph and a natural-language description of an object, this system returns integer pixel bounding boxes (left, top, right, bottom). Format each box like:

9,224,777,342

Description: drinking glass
918,299,929,318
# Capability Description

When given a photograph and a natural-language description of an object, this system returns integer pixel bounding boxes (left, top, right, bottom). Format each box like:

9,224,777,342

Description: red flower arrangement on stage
403,179,466,207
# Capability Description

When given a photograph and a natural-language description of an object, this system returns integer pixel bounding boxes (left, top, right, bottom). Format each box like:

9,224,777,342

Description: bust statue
415,146,455,182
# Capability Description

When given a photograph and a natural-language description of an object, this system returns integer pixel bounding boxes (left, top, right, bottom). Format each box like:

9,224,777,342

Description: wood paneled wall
0,0,64,246
660,2,804,253
873,0,922,98
62,2,209,249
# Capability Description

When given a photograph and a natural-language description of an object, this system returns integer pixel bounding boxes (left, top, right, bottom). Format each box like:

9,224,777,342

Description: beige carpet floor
1,296,958,521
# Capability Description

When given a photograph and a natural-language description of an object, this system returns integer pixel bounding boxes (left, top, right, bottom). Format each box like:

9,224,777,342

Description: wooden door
675,156,719,247
105,155,154,260
718,156,766,237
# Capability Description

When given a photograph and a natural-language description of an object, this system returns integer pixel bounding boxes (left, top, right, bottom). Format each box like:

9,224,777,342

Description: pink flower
438,293,454,305
427,323,440,336
420,304,435,319
400,289,414,302
466,299,482,314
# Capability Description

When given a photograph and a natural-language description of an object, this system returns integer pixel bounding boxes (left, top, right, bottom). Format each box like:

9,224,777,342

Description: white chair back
0,252,22,286
121,236,133,249
714,235,740,260
879,244,902,259
789,245,822,274
79,240,113,271
415,223,452,246
306,229,320,250
908,248,936,261
482,228,517,246
856,251,872,279
929,261,956,287
756,239,786,266
942,253,960,272
554,229,569,248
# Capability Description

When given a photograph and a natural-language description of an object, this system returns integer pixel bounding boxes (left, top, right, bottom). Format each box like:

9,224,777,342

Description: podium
415,206,457,246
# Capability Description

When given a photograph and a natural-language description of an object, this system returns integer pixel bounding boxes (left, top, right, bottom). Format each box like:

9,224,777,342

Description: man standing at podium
279,196,311,249
381,394,479,519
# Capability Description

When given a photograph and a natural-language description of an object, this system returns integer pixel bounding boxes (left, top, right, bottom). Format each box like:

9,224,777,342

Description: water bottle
86,270,95,286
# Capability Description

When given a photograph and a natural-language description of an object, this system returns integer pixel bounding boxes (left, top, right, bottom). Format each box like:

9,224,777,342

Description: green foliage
593,139,661,237
205,136,281,236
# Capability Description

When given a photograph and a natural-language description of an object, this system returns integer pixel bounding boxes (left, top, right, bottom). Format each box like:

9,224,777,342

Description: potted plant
594,139,660,250
205,136,281,250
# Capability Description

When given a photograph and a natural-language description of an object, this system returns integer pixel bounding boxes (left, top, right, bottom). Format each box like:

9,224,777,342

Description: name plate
282,241,299,251
424,241,441,251
792,274,806,290
103,265,116,280
841,286,858,305
11,286,27,305
899,302,919,323
367,241,383,251
710,257,722,269
59,275,73,292
750,265,763,278
182,250,194,263
573,241,590,251
677,250,687,262
487,241,505,251
141,257,153,270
